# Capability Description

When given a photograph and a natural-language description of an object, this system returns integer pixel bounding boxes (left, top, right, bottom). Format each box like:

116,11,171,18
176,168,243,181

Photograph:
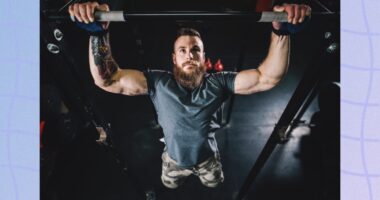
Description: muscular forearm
257,32,290,85
89,33,118,86
234,33,290,94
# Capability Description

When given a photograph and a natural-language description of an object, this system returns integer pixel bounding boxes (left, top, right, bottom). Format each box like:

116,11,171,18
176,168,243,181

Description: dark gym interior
40,0,340,199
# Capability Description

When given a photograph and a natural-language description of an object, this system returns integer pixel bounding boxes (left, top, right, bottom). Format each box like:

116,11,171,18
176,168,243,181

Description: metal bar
272,44,338,142
44,10,328,22
314,0,334,13
122,11,286,22
288,81,320,131
235,129,278,200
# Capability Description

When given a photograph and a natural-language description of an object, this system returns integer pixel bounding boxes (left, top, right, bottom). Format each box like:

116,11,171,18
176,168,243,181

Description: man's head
172,28,206,89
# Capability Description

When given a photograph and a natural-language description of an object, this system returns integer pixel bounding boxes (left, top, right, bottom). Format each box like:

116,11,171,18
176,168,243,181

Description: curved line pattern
341,169,380,178
358,0,375,198
342,28,380,36
341,99,379,107
0,165,38,172
341,63,380,71
5,63,20,200
341,134,380,142
1,2,38,200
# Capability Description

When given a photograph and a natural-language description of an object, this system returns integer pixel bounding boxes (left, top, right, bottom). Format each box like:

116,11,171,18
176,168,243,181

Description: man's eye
179,49,186,53
192,48,200,52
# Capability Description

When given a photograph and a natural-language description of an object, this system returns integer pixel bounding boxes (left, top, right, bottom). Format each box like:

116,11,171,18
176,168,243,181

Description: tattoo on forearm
91,34,118,86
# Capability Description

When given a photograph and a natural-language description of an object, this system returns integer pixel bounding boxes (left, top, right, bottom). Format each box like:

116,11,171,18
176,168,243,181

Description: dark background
40,0,340,199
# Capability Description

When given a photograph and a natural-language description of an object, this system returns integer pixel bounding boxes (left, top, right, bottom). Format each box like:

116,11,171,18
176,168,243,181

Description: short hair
173,28,203,52
175,28,202,41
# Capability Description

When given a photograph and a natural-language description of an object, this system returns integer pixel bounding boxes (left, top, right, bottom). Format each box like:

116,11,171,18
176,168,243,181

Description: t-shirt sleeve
143,69,169,98
213,71,237,94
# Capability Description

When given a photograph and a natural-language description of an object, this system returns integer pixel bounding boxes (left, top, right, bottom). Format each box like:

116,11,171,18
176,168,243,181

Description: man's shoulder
144,69,175,96
144,69,175,87
205,71,237,93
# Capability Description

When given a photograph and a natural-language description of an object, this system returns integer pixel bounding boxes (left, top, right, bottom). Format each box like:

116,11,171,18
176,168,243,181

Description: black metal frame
235,30,339,200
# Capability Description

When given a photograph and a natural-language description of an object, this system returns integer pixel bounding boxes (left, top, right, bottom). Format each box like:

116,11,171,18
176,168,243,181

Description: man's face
172,35,206,89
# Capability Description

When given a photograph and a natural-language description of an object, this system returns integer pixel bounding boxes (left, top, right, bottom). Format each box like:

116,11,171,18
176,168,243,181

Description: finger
68,5,73,15
97,4,110,12
68,5,75,21
96,4,110,29
293,4,300,24
86,3,95,22
91,1,100,8
79,4,89,23
90,2,101,22
299,5,306,23
73,3,82,22
284,4,294,23
273,5,285,12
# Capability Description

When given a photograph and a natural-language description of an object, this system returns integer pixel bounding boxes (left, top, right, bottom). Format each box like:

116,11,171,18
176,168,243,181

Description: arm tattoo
91,34,118,86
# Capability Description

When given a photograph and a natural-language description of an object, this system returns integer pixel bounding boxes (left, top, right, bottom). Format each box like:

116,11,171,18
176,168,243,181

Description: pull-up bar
43,10,328,22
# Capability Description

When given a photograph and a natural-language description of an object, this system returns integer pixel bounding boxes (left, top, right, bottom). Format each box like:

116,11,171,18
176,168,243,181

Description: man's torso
144,70,236,167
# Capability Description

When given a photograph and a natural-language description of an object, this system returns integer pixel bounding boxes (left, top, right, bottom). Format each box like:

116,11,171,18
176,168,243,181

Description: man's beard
173,62,206,90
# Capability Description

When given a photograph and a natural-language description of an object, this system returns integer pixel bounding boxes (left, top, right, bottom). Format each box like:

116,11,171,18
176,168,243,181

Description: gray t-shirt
144,69,237,168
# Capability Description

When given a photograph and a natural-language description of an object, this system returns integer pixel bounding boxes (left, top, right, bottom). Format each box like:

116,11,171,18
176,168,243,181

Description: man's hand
272,4,312,30
68,2,110,29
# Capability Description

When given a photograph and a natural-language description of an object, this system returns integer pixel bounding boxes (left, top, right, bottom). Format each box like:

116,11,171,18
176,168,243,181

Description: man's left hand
272,4,312,31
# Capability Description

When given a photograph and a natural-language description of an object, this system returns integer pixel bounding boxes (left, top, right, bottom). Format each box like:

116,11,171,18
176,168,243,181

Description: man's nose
186,52,194,60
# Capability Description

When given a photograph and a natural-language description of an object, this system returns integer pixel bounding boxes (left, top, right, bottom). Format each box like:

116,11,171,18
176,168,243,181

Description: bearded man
68,2,311,189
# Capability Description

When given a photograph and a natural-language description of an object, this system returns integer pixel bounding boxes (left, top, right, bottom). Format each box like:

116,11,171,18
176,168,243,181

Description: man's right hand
68,2,110,30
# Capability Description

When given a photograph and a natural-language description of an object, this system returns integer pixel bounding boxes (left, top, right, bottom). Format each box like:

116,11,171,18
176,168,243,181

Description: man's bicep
117,69,148,96
234,69,261,95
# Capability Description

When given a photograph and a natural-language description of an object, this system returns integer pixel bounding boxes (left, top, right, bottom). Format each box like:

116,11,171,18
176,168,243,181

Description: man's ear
172,53,176,65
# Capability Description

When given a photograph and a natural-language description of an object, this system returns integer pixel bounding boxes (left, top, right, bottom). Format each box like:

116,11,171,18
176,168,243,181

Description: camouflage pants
161,151,224,189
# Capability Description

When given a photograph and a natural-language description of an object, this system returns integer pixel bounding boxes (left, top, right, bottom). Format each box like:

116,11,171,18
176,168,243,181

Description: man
68,2,311,189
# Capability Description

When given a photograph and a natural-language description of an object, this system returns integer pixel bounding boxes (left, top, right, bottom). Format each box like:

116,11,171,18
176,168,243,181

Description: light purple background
341,0,380,199
0,0,378,199
0,0,39,199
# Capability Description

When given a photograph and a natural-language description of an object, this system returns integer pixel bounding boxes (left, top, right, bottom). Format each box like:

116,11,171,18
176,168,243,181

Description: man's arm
69,2,148,96
89,33,147,95
234,4,311,95
234,33,289,95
